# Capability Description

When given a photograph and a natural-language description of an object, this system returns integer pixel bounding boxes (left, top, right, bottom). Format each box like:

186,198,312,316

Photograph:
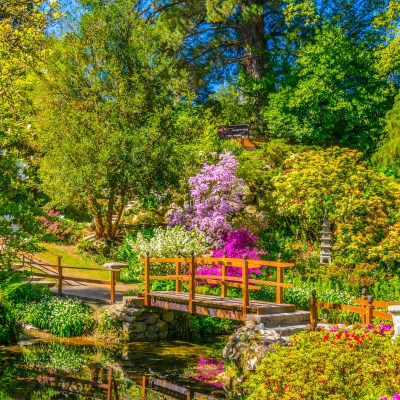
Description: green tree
0,1,46,266
264,25,395,153
372,93,400,177
35,0,193,241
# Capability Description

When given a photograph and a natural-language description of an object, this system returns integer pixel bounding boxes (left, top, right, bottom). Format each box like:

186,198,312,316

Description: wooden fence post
366,295,374,325
189,250,195,313
276,253,283,304
361,287,367,324
110,270,116,305
310,289,318,331
144,251,150,307
242,255,249,320
176,252,181,293
141,374,147,398
57,255,63,297
21,254,25,269
107,367,112,400
221,250,227,298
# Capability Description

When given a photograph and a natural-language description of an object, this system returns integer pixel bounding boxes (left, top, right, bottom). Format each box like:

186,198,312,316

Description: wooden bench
217,124,250,139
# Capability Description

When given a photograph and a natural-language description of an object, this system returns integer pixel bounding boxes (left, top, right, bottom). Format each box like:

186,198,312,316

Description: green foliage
272,147,400,285
188,315,239,338
373,93,400,177
0,270,49,345
244,328,400,399
35,0,193,241
22,297,94,337
265,25,394,153
0,297,22,346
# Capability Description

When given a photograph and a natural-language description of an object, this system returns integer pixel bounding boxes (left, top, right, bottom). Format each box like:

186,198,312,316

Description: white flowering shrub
127,226,211,276
1,150,40,267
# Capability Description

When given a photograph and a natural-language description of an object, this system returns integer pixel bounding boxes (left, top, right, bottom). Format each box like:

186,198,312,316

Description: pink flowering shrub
169,152,246,246
40,210,78,243
193,356,225,388
380,394,400,400
196,229,266,278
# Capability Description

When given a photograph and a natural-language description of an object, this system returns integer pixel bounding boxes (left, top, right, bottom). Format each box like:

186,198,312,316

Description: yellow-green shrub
244,327,400,399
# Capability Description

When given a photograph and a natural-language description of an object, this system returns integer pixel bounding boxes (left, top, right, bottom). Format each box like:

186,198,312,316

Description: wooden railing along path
309,288,398,330
19,253,121,304
139,252,294,320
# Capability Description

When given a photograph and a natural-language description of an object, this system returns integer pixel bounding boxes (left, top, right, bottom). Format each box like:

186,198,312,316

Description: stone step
246,310,310,325
262,323,308,337
256,304,296,314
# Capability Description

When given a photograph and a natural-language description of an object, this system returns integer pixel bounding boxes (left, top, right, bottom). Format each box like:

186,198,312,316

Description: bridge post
57,255,63,297
110,270,116,304
176,252,182,293
144,252,150,306
366,295,374,325
242,255,249,320
276,253,283,304
189,250,195,313
221,250,227,298
361,288,367,324
310,289,318,331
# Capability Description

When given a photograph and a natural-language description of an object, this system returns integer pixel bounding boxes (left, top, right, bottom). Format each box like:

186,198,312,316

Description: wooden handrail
309,290,399,330
140,254,294,313
18,252,118,304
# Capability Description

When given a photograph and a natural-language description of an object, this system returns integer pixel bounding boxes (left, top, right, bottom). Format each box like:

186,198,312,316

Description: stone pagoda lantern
320,210,332,264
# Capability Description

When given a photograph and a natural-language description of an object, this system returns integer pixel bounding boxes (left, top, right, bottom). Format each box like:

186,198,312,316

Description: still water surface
0,336,227,399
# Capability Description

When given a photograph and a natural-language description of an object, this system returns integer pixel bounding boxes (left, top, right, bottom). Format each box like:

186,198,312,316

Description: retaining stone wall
109,296,184,342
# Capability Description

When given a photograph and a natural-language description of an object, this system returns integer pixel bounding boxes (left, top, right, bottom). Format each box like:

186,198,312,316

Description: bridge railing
18,252,120,304
139,253,294,319
309,288,398,330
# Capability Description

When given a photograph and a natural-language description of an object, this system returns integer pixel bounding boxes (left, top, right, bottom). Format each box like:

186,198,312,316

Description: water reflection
0,341,226,399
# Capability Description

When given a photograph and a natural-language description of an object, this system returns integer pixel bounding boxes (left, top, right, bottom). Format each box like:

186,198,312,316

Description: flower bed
244,325,400,399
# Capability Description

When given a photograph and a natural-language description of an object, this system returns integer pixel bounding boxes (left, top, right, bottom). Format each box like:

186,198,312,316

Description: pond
0,335,227,399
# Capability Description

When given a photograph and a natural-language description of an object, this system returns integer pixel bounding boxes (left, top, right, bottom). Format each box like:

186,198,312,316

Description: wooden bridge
138,254,307,322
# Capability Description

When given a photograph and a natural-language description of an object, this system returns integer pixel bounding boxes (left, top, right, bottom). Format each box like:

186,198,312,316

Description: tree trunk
105,191,115,240
88,198,105,238
239,0,269,79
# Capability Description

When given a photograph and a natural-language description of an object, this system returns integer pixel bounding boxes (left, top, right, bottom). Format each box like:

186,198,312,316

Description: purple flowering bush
169,152,246,246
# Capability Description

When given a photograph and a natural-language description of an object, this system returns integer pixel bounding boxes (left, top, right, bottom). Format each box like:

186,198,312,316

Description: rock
123,297,144,308
145,332,159,341
124,307,139,316
130,333,145,342
130,322,146,333
158,331,168,339
144,316,159,325
121,315,136,323
161,311,175,322
147,321,168,333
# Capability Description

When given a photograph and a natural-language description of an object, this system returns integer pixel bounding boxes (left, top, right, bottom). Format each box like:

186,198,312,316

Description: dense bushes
0,271,50,345
244,326,399,399
272,147,400,285
0,297,22,345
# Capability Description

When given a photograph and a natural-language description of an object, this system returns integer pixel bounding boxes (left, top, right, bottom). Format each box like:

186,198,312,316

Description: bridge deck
140,291,295,320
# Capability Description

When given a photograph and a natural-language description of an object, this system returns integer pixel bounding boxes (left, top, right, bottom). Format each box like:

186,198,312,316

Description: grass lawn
36,243,110,281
